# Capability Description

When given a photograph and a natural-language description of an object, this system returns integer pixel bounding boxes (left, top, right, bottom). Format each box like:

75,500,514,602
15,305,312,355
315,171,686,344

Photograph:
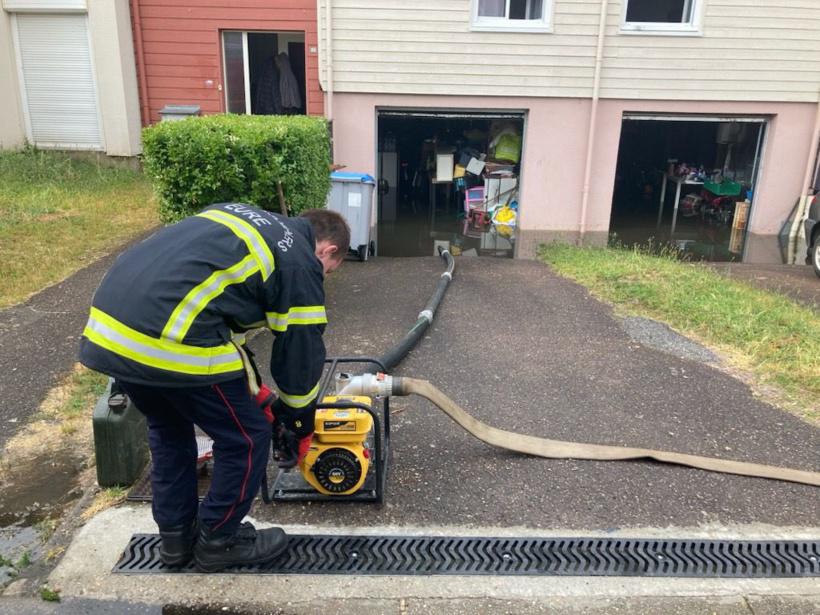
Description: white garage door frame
11,11,104,150
621,113,769,262
375,107,528,256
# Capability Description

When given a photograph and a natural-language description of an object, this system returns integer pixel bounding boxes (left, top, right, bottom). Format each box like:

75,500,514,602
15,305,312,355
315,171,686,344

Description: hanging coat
275,53,302,111
254,57,283,115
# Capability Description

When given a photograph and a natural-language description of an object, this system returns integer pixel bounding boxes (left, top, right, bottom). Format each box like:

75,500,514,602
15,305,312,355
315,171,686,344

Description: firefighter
79,204,350,572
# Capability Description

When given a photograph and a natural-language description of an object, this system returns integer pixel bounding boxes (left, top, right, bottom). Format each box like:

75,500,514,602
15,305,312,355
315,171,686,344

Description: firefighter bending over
79,204,350,571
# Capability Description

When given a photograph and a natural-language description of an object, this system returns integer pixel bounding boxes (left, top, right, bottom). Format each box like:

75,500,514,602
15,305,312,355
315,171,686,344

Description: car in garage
806,194,820,277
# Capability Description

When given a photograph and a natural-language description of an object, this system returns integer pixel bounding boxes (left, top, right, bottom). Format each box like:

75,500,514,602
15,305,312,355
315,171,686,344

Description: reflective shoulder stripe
84,307,243,376
265,306,327,333
276,381,320,409
161,254,259,343
196,210,275,280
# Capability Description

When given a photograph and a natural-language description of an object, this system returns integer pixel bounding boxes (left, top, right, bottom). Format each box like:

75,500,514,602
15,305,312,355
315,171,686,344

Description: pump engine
298,396,374,495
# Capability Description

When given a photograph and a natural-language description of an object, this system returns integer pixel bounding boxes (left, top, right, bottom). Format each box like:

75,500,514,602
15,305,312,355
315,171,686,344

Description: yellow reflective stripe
276,381,321,409
197,210,275,280
265,306,328,332
84,307,243,376
162,255,259,343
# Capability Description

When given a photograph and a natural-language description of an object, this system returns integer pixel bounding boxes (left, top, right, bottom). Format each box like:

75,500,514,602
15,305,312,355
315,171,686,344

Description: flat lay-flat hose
391,377,820,488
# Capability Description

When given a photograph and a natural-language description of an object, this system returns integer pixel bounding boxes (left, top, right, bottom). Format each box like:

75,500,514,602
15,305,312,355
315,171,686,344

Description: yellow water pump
298,396,374,495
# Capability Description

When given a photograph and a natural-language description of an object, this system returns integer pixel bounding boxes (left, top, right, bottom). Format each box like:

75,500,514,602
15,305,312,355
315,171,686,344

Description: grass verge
539,243,820,424
0,148,158,308
81,486,128,522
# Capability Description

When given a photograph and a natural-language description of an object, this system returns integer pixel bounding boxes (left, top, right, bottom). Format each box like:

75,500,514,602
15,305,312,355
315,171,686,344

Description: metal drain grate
126,464,213,502
113,534,820,577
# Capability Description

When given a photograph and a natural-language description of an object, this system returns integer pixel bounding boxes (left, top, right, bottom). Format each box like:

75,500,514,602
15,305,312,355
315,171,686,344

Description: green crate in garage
704,180,742,196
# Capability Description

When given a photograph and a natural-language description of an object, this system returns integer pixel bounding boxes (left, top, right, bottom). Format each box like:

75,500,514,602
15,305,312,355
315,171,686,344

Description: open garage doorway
610,115,766,262
376,110,525,257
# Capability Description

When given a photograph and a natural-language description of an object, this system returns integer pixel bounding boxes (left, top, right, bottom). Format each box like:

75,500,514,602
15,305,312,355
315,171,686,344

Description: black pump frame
261,356,390,504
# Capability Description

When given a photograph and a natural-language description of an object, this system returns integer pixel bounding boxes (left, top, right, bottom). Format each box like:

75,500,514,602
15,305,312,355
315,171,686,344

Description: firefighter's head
300,209,350,274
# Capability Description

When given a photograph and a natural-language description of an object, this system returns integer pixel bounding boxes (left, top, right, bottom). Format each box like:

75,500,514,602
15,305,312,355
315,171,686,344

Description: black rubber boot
159,519,198,567
194,522,288,573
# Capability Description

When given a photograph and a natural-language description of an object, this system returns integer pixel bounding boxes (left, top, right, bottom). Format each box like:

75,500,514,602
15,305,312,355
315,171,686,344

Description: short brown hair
300,208,350,257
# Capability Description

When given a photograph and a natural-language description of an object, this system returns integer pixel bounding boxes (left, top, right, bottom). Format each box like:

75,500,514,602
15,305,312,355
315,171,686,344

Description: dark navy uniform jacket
79,203,327,418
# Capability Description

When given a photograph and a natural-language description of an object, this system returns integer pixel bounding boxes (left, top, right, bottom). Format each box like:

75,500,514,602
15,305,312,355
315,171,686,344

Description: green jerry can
92,378,149,487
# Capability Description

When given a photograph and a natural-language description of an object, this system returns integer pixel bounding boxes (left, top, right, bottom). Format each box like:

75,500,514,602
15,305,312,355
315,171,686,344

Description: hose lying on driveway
338,375,820,488
378,248,455,372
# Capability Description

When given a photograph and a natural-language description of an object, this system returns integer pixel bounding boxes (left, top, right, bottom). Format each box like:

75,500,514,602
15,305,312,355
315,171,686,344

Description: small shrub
40,586,60,602
35,518,59,543
16,551,31,569
142,114,331,223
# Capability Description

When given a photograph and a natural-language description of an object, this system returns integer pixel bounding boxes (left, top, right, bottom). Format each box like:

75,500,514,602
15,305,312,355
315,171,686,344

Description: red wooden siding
132,0,324,125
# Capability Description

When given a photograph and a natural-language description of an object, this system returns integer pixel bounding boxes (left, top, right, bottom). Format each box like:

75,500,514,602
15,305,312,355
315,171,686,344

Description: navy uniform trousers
119,377,270,535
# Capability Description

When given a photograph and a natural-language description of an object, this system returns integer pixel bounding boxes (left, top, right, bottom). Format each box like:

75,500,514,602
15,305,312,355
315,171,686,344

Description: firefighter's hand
254,384,277,424
297,433,313,464
273,424,313,469
272,422,295,468
271,399,316,468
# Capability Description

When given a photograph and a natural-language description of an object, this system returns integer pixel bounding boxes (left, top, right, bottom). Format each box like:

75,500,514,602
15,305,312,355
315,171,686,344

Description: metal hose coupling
335,372,408,397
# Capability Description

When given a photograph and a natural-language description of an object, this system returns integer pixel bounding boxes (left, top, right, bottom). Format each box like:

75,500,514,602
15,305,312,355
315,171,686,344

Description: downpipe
338,374,820,488
788,91,820,264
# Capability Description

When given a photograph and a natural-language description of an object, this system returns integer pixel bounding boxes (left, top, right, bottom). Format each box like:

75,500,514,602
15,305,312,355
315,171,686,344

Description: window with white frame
472,0,551,32
622,0,701,33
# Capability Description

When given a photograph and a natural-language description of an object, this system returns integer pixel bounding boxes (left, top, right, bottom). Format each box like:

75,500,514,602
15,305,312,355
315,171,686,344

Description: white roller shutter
13,13,102,149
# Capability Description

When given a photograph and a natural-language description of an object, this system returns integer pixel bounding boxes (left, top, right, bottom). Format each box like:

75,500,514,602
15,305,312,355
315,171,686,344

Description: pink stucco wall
332,93,817,255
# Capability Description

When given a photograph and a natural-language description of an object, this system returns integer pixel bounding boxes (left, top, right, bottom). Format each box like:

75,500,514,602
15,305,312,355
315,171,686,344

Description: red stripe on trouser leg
211,384,254,532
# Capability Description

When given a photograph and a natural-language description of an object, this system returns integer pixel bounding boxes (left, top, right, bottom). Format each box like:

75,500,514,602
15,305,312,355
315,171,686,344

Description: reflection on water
0,443,85,587
377,212,514,258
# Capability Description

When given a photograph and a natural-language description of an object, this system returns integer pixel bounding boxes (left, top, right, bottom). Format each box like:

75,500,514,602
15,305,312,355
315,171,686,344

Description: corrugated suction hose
378,248,454,372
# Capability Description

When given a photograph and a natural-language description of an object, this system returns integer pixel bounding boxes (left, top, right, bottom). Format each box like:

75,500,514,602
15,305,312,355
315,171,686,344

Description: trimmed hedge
142,114,331,223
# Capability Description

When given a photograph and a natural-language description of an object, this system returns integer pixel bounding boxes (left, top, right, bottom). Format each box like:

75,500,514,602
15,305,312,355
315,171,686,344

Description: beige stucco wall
0,9,26,149
332,92,816,263
87,0,141,156
2,0,141,155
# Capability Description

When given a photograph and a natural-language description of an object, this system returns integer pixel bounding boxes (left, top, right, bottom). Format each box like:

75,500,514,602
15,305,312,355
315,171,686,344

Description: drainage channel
114,534,820,578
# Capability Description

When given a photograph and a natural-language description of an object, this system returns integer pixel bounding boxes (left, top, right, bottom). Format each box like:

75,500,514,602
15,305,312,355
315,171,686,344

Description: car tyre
813,233,820,278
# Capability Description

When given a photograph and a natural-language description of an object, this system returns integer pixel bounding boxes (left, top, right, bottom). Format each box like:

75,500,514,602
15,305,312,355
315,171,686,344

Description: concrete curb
44,505,820,611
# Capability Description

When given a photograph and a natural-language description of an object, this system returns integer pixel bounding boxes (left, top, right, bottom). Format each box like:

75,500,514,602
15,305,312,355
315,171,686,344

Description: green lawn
0,149,158,308
539,243,820,424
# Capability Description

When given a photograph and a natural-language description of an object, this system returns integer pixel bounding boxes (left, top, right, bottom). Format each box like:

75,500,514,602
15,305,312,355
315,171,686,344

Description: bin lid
331,171,375,184
159,104,201,115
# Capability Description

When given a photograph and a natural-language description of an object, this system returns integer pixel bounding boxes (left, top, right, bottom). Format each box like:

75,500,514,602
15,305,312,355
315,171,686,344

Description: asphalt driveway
708,263,819,311
0,252,121,445
250,256,819,530
0,231,156,447
17,254,820,613
1,250,816,531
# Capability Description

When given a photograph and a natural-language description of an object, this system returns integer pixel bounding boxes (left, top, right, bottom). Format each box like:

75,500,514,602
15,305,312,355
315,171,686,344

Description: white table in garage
656,173,704,236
